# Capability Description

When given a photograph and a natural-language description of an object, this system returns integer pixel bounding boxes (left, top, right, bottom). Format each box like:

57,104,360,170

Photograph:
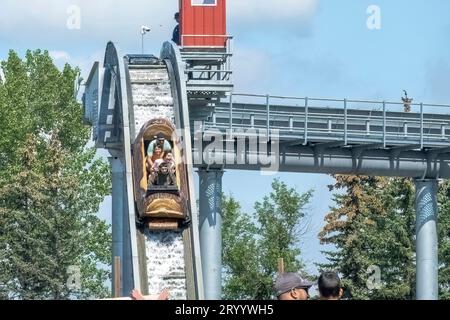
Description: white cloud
49,50,71,60
229,0,318,21
0,0,63,30
0,0,318,42
0,0,178,49
0,0,320,90
58,51,104,77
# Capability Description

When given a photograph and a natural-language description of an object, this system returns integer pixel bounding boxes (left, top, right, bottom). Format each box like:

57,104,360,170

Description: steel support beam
414,179,439,300
389,144,421,157
313,141,347,150
193,145,450,178
198,168,224,300
110,157,124,297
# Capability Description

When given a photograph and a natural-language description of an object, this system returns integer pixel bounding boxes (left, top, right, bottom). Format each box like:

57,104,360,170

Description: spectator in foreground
318,271,343,300
274,272,314,300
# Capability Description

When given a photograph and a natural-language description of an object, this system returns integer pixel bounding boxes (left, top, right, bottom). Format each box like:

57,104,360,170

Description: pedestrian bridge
190,93,450,178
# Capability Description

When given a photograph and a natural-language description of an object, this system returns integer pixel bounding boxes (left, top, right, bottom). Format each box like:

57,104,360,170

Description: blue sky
1,0,450,276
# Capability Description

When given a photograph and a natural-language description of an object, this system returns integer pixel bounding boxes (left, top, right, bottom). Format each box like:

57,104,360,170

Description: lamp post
141,26,151,54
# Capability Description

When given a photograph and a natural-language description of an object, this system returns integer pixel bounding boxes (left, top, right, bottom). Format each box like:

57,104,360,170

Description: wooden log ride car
132,118,190,231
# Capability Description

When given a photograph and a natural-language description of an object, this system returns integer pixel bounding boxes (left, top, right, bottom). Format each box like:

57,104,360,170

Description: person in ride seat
152,156,164,172
147,134,172,158
163,152,176,174
155,161,176,186
147,144,163,174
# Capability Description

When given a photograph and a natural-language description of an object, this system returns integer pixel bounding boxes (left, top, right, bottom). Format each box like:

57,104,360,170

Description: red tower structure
176,0,233,96
179,0,227,47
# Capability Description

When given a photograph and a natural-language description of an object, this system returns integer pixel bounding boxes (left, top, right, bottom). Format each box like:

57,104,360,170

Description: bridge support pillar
110,156,125,297
414,179,439,300
198,168,224,300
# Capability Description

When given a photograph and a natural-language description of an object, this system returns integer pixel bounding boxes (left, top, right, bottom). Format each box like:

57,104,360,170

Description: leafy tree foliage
222,179,312,299
0,50,111,299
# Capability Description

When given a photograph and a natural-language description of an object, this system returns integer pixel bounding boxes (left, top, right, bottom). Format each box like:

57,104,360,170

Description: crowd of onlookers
130,271,343,300
274,271,343,300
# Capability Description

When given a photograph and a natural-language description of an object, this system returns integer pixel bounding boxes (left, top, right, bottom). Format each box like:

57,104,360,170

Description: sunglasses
292,287,310,298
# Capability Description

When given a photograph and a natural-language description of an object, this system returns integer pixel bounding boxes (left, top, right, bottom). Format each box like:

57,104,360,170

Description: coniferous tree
438,180,450,299
320,175,449,300
318,175,383,299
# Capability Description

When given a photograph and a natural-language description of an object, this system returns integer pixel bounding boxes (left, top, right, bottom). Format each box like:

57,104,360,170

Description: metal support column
198,168,224,300
414,179,439,300
121,172,134,296
110,156,125,297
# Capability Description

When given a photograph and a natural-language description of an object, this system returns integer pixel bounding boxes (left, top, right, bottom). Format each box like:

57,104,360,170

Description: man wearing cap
273,272,314,300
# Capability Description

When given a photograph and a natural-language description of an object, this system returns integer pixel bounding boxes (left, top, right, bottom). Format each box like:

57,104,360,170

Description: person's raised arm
131,289,169,300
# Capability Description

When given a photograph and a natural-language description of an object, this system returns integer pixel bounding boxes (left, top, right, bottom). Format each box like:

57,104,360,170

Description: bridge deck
190,94,450,150
189,94,450,178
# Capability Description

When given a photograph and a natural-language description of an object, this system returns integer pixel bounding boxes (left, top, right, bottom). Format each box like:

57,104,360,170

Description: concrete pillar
198,169,224,300
414,179,439,300
110,157,124,296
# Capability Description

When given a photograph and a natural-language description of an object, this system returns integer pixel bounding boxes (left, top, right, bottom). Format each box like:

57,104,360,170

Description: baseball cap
274,273,315,297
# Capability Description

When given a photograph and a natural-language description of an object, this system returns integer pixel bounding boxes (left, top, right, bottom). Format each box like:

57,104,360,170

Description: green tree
318,175,382,299
222,196,259,299
222,179,312,299
319,175,450,300
370,178,415,299
438,180,450,299
0,50,111,299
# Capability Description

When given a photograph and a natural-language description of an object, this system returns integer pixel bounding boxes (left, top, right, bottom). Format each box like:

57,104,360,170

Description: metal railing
181,36,233,84
193,93,450,149
181,34,233,48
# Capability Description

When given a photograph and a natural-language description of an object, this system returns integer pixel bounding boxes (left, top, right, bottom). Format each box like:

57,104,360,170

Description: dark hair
174,12,180,18
318,272,341,298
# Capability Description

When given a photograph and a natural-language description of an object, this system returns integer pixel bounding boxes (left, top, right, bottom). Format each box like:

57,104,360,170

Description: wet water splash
131,65,187,300
145,230,187,300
